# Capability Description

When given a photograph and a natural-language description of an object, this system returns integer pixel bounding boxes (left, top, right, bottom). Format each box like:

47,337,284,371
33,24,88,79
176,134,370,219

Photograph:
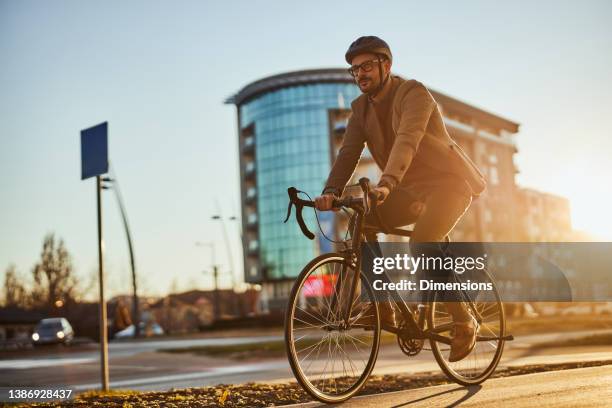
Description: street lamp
195,241,220,321
210,215,238,290
101,167,140,337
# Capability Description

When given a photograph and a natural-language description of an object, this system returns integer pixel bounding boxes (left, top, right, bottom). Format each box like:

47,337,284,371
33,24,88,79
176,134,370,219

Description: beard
357,76,375,93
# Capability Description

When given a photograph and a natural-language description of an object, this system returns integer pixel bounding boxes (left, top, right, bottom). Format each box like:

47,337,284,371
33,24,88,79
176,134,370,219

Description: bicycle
283,177,514,403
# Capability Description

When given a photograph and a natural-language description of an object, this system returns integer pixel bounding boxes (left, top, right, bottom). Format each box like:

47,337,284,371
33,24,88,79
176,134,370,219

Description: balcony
333,122,347,138
247,239,259,256
244,161,256,180
444,117,475,134
245,161,255,172
246,213,258,231
245,187,257,205
242,136,255,156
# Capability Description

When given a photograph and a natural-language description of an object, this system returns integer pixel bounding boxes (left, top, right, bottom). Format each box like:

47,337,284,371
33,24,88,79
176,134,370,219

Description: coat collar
368,75,398,105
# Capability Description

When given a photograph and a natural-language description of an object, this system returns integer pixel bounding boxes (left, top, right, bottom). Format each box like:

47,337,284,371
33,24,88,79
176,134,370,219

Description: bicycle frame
332,205,446,341
285,179,512,345
334,207,506,345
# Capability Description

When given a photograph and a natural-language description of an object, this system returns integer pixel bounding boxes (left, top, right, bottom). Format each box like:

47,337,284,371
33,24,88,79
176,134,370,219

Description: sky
1,0,611,299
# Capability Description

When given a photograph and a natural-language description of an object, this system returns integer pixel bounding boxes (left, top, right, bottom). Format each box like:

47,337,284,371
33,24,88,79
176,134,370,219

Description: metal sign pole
97,175,109,391
81,122,110,392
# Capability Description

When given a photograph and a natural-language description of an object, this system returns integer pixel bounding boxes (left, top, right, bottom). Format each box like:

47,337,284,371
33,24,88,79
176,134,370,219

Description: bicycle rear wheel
428,270,506,385
285,253,380,403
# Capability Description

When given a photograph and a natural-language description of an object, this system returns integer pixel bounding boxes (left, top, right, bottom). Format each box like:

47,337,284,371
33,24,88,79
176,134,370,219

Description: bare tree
31,233,80,311
3,264,28,308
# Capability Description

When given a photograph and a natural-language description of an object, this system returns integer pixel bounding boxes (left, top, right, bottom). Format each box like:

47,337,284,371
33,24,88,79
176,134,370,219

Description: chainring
396,320,424,356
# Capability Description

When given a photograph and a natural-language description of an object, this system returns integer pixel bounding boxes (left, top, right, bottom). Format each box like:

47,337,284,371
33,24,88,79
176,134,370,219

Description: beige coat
324,76,486,197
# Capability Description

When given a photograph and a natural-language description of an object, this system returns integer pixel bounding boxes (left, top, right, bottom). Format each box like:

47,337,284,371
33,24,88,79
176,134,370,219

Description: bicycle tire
285,253,381,403
428,269,506,385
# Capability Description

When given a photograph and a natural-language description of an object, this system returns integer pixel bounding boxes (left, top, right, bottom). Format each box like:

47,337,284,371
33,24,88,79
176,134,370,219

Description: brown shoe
448,316,479,362
352,302,397,331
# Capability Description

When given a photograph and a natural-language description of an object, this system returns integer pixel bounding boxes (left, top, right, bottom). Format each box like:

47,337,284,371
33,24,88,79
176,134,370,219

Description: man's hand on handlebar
371,185,390,205
315,193,339,212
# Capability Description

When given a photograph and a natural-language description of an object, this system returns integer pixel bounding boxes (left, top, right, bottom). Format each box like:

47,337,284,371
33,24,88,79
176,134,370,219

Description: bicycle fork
327,251,361,326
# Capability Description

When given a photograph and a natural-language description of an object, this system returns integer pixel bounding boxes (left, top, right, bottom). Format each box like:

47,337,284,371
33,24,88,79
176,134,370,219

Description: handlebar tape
285,187,315,240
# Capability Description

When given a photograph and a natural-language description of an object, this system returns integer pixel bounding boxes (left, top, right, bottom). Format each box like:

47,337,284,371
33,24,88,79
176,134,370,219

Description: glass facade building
227,69,359,307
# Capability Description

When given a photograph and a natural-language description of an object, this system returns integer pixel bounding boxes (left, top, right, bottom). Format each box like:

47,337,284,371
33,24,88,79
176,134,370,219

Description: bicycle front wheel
285,253,380,403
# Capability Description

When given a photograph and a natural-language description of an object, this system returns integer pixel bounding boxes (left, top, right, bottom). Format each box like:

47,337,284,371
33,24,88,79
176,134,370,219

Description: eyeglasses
348,58,385,77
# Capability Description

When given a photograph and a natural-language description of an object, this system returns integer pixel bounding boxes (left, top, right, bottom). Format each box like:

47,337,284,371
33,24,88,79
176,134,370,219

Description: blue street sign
81,122,108,180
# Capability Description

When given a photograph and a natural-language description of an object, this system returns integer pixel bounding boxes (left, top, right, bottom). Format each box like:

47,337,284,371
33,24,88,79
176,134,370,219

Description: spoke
312,266,331,325
294,332,316,343
340,333,358,378
293,323,327,331
297,334,330,357
481,323,500,337
329,333,337,393
479,303,499,316
303,331,328,377
296,306,329,326
318,342,331,393
345,332,369,367
334,334,348,381
302,281,325,318
325,332,334,392
331,263,343,323
344,332,371,348
321,264,336,323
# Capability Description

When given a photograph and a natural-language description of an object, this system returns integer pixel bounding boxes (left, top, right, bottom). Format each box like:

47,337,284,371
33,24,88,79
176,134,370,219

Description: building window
249,265,258,277
489,167,499,185
484,209,492,223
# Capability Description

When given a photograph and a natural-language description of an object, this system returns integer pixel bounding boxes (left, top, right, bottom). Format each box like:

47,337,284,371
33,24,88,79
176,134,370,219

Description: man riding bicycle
314,36,486,362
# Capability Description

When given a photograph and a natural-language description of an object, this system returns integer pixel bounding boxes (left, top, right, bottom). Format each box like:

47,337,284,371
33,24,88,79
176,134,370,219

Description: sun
567,189,611,241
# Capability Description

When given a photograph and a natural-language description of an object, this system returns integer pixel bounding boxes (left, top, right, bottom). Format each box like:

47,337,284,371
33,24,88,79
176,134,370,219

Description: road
285,365,612,407
0,330,611,392
0,334,283,369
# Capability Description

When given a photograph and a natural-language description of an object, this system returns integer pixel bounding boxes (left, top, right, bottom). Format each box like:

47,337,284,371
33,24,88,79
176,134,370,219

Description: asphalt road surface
0,330,611,392
285,365,612,407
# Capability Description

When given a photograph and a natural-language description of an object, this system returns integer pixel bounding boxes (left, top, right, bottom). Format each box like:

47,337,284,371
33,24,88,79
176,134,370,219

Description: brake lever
358,177,370,214
283,200,292,223
296,204,315,240
283,187,297,223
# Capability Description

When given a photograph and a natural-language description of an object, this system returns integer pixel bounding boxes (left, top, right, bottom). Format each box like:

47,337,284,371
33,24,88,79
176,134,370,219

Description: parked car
560,304,593,316
113,322,164,339
31,318,74,346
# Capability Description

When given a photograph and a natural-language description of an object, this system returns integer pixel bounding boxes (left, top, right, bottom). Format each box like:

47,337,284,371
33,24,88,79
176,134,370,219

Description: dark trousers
362,185,472,303
365,186,472,241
